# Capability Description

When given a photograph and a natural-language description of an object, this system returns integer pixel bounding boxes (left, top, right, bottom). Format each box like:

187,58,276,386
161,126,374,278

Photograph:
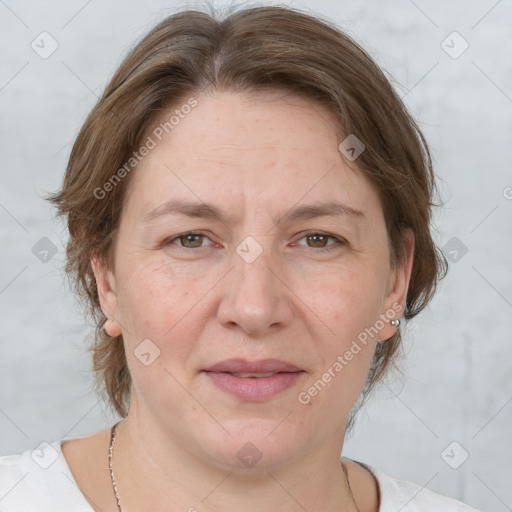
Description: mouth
202,359,305,401
228,372,281,378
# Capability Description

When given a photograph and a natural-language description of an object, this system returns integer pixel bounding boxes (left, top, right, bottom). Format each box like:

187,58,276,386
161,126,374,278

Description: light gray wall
1,1,511,510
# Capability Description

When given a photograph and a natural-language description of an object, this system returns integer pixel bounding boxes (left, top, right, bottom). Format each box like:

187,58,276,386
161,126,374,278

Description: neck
111,411,358,512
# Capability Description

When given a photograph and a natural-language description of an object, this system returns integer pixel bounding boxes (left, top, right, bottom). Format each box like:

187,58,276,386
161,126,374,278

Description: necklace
108,422,360,512
108,422,123,512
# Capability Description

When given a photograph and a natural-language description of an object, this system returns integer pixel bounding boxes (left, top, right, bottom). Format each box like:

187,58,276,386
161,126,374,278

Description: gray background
1,0,511,510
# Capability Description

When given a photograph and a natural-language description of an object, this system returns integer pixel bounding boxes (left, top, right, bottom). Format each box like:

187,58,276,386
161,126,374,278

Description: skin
62,89,414,512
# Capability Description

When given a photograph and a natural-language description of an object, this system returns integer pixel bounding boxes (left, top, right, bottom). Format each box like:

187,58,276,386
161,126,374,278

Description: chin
194,417,308,472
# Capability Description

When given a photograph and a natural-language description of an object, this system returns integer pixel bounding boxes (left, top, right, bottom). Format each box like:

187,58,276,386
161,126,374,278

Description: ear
91,256,122,337
377,228,415,341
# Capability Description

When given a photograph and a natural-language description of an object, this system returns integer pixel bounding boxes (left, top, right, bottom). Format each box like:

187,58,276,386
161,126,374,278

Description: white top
0,437,482,511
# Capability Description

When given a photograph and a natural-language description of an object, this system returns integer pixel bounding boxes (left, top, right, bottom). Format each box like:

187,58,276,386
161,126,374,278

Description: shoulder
360,462,483,512
0,440,92,512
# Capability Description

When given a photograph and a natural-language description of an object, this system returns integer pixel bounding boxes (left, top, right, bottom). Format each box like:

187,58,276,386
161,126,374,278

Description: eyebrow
142,198,365,226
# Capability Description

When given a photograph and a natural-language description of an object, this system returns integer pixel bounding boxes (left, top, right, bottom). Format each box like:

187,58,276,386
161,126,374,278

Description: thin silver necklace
108,422,360,512
108,422,123,511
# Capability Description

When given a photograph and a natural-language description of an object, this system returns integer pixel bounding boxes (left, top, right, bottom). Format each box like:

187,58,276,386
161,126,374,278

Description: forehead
122,90,383,224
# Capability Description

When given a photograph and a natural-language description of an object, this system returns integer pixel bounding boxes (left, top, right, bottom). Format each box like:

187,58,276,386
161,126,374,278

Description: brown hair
46,5,448,426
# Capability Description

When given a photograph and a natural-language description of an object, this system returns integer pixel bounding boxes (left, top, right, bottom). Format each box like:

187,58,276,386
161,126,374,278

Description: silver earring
391,318,400,327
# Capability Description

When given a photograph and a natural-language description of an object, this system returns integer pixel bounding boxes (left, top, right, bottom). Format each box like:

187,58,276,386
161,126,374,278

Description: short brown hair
47,5,448,425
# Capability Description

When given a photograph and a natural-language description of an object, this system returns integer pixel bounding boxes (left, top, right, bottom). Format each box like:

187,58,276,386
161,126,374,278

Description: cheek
297,275,380,415
118,260,204,401
303,261,387,338
297,262,385,400
115,257,200,344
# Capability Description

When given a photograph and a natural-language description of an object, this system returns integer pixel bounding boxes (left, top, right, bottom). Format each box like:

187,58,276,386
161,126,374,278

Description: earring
391,318,400,327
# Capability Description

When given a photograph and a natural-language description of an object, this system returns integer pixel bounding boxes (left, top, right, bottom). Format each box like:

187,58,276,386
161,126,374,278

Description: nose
216,238,294,336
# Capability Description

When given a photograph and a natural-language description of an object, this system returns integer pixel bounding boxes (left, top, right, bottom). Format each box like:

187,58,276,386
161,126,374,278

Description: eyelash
164,231,346,253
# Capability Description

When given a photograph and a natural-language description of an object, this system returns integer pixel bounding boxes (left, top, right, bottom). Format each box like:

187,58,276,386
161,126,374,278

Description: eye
166,232,214,249
164,231,346,252
295,231,346,252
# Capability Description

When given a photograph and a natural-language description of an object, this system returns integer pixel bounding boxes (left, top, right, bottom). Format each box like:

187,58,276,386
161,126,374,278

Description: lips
202,359,305,400
204,358,302,374
230,372,278,378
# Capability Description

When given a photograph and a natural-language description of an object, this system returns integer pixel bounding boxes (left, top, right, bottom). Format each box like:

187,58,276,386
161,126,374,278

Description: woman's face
94,90,413,470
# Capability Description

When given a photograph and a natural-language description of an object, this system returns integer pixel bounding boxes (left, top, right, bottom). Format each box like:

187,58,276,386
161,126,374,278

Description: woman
0,5,482,511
